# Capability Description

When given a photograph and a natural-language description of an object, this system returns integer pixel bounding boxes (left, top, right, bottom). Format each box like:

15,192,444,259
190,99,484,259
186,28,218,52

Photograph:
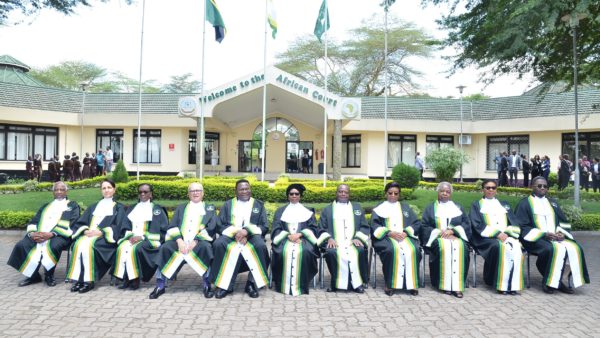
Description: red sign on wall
169,143,175,151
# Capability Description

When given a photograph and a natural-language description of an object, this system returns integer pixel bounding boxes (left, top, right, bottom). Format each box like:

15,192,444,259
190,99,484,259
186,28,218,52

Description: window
426,135,454,153
133,129,161,163
342,135,361,168
253,117,299,141
388,134,416,167
96,129,123,162
188,131,220,165
486,135,529,170
0,124,58,161
562,132,600,162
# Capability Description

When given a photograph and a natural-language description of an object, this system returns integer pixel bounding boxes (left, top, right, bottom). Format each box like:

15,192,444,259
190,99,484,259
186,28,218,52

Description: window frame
341,134,361,168
188,131,220,165
387,134,417,168
133,129,162,164
0,123,58,161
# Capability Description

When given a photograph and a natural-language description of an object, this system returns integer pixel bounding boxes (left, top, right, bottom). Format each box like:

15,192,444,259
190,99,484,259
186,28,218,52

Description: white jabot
479,198,507,215
93,198,114,217
333,201,353,221
435,201,462,219
127,201,153,224
373,201,402,220
188,201,206,216
531,196,553,216
40,199,70,232
281,202,313,224
233,199,252,226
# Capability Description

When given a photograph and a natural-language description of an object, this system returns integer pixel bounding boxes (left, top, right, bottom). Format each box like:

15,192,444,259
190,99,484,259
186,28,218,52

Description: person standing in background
96,150,105,177
26,156,34,180
542,155,551,181
508,150,521,187
591,158,600,193
521,154,531,188
105,147,114,173
415,152,425,181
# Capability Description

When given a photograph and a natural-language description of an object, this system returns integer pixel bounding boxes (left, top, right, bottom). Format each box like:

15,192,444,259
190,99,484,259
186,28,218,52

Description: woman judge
420,182,471,298
113,183,168,290
470,179,524,295
270,184,320,296
67,179,126,293
371,182,421,296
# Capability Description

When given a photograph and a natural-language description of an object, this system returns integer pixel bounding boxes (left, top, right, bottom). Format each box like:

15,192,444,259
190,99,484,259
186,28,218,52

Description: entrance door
286,141,313,173
238,140,264,173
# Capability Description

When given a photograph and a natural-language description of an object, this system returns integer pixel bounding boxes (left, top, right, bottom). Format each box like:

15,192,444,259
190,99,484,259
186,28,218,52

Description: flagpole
382,2,389,187
322,0,328,188
198,0,208,181
260,0,268,182
136,0,146,181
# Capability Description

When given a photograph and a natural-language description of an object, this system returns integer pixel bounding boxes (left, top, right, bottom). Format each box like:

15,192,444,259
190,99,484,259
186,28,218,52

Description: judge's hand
497,233,509,242
352,239,364,247
327,238,338,249
388,231,406,242
129,236,143,244
187,240,198,251
554,232,565,242
235,228,249,245
544,232,557,241
288,233,303,243
441,229,455,239
85,229,103,237
177,239,189,254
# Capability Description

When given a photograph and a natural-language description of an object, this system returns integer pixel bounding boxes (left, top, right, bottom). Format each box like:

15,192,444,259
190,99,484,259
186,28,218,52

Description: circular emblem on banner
178,96,198,116
341,99,359,119
271,132,280,141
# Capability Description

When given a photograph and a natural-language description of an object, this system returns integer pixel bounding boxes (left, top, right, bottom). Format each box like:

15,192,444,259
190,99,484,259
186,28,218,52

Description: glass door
286,141,313,173
239,140,264,173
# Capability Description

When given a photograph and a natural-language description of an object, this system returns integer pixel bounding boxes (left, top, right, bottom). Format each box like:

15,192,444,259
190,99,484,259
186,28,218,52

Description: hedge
573,214,600,231
0,211,35,229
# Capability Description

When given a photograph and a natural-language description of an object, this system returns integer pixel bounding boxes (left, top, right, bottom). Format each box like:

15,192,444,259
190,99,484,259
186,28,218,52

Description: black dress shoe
148,287,165,299
453,291,464,298
129,279,140,291
70,282,83,292
509,291,519,295
78,282,95,293
245,283,259,298
353,286,365,294
558,282,574,294
118,279,130,290
203,286,215,299
326,287,337,293
410,289,419,296
44,274,56,287
18,274,42,287
497,290,508,295
384,288,394,296
542,284,555,294
215,288,229,299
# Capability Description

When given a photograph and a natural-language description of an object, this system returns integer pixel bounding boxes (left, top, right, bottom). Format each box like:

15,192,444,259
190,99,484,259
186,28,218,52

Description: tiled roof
0,55,45,87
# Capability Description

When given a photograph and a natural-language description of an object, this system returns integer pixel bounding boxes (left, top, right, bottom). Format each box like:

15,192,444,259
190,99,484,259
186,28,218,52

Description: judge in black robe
371,182,421,296
470,179,524,294
113,183,168,289
67,179,125,293
420,182,471,298
210,179,269,299
515,176,590,294
8,181,80,287
271,184,319,296
319,184,369,293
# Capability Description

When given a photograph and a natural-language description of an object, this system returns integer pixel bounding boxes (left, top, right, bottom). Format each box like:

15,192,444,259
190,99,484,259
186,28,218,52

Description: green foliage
548,172,558,188
22,180,39,192
0,1,134,25
0,211,34,228
573,214,600,231
561,205,583,225
276,15,438,96
424,0,600,86
162,73,202,93
391,163,421,189
424,147,469,182
30,61,108,91
111,160,129,183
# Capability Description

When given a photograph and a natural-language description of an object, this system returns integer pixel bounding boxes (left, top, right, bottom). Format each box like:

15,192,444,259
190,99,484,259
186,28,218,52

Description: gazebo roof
0,55,46,87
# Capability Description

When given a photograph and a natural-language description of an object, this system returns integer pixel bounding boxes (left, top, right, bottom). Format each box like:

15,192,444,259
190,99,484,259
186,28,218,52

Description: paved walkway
0,231,597,337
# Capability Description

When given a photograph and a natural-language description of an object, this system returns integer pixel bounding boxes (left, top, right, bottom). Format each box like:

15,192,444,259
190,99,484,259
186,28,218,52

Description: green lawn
2,188,599,215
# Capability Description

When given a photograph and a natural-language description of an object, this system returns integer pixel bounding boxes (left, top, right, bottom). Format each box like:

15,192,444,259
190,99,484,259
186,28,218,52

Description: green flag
268,0,277,39
313,0,330,43
381,0,395,11
206,0,226,43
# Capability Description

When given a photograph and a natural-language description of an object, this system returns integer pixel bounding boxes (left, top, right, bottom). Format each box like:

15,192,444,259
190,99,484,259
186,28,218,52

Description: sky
0,0,537,98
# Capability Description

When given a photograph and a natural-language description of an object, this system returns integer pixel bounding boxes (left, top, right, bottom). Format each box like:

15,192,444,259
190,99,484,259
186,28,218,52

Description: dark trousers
593,174,600,192
523,171,530,188
509,168,518,187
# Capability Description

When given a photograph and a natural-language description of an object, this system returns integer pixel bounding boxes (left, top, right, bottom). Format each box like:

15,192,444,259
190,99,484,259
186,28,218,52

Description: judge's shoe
542,284,555,294
326,287,337,293
410,289,419,296
70,282,83,292
44,274,56,287
497,290,508,295
118,279,130,290
18,274,42,287
129,279,140,291
558,282,574,294
245,282,259,298
78,282,95,293
452,291,464,298
148,287,165,299
203,286,215,299
353,286,365,294
384,288,394,297
215,288,229,299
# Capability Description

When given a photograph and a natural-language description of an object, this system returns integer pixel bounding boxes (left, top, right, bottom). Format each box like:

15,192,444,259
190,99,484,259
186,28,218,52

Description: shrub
548,172,558,188
22,180,39,192
0,211,35,229
573,214,600,231
561,204,583,225
425,147,469,182
391,163,421,189
111,160,129,183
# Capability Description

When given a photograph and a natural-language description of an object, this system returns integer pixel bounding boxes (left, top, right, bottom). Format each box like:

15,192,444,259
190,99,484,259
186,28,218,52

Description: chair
368,242,425,289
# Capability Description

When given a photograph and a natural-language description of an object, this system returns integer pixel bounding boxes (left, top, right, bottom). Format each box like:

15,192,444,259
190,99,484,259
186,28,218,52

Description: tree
30,61,109,91
277,15,437,179
424,147,469,182
162,73,202,93
423,0,600,87
464,93,490,101
0,0,133,25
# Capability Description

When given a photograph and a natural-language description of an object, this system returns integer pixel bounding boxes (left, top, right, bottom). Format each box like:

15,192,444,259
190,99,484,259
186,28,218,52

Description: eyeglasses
387,192,399,195
138,190,151,194
53,188,67,192
189,189,203,193
288,192,300,196
536,184,549,189
484,186,497,190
